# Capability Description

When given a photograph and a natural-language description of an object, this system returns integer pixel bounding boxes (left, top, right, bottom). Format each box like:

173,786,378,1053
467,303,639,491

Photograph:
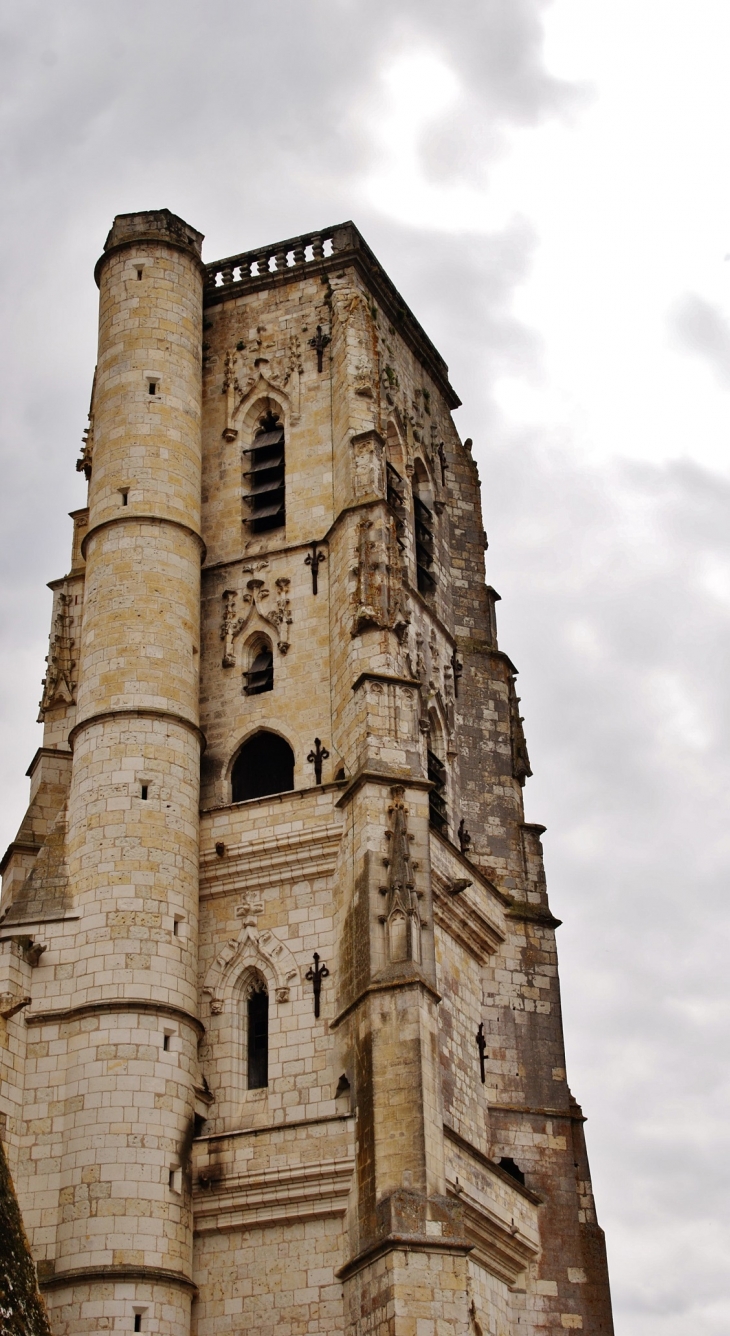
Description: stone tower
0,211,613,1336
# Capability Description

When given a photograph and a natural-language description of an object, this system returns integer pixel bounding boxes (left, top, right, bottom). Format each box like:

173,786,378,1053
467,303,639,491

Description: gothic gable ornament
38,588,76,719
202,892,299,1012
220,567,293,665
379,786,422,964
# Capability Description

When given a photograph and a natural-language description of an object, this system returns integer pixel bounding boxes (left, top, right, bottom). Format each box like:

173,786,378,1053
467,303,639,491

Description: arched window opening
498,1156,525,1186
243,410,285,534
243,637,274,695
427,714,448,835
231,731,295,803
246,977,269,1089
413,462,436,595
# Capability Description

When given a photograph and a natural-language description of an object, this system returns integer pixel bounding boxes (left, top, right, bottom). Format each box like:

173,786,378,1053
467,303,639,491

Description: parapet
95,208,204,283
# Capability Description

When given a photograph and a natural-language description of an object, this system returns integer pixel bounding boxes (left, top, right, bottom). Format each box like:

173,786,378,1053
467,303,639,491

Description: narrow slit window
163,1033,170,1051
243,411,285,534
134,1317,142,1333
140,784,148,800
136,268,143,281
427,749,448,834
148,381,157,395
247,982,269,1089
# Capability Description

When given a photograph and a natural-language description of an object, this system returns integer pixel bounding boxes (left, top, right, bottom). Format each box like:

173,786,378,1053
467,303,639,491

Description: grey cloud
481,439,730,1334
669,293,730,388
1,4,729,1333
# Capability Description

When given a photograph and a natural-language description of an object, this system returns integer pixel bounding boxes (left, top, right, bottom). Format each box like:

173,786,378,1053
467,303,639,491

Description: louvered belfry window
414,495,436,593
427,748,448,834
244,412,285,533
244,645,274,695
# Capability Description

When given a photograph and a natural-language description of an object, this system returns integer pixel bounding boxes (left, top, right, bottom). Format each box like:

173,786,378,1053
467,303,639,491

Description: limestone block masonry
0,210,614,1335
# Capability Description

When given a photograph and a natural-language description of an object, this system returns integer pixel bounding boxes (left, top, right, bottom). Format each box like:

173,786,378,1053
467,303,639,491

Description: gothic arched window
243,635,274,695
413,460,436,595
231,731,295,803
246,976,269,1089
243,411,285,534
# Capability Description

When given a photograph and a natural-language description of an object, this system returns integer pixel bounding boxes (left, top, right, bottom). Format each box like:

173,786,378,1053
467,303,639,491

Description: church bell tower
0,211,614,1336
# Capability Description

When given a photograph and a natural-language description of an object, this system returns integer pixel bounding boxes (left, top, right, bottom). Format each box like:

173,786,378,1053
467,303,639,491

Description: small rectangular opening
140,784,148,800
134,1317,142,1332
163,1033,170,1051
119,487,129,507
173,918,180,936
148,381,156,395
136,268,143,281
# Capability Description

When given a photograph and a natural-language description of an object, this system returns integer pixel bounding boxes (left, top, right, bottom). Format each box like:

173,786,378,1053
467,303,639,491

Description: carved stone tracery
379,786,422,964
352,513,410,640
222,329,305,435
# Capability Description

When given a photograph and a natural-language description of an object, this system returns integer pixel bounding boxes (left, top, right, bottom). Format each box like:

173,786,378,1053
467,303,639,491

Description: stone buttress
0,214,614,1336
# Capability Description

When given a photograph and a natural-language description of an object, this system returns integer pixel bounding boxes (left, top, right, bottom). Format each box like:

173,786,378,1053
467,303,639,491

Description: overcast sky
1,3,729,1332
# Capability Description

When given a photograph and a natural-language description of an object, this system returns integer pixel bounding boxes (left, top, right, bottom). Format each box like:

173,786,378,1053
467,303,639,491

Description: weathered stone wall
0,218,613,1335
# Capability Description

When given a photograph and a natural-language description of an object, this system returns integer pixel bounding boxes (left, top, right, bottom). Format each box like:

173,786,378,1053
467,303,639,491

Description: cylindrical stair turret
49,211,205,1335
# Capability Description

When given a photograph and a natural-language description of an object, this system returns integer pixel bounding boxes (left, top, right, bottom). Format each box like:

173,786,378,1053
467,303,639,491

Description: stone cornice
40,1264,197,1294
25,998,204,1037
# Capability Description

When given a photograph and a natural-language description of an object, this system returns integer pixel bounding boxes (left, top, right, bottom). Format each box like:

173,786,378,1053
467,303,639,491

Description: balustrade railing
205,225,353,297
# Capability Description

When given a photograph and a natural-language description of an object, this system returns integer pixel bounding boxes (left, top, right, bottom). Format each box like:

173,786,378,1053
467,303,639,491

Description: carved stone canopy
220,568,292,665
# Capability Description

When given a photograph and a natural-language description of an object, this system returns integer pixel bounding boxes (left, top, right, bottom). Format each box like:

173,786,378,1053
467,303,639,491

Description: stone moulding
192,1155,355,1235
199,822,342,897
431,870,505,960
445,1180,538,1287
39,1264,198,1295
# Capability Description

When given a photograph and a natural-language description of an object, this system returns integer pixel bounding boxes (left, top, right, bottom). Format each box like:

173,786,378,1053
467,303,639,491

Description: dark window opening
427,748,448,834
231,731,294,803
413,485,436,594
386,461,407,554
244,645,274,695
163,1033,170,1051
243,411,285,534
134,1316,142,1332
247,983,269,1089
140,784,148,800
120,488,129,507
498,1156,525,1186
136,268,143,281
148,381,157,395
